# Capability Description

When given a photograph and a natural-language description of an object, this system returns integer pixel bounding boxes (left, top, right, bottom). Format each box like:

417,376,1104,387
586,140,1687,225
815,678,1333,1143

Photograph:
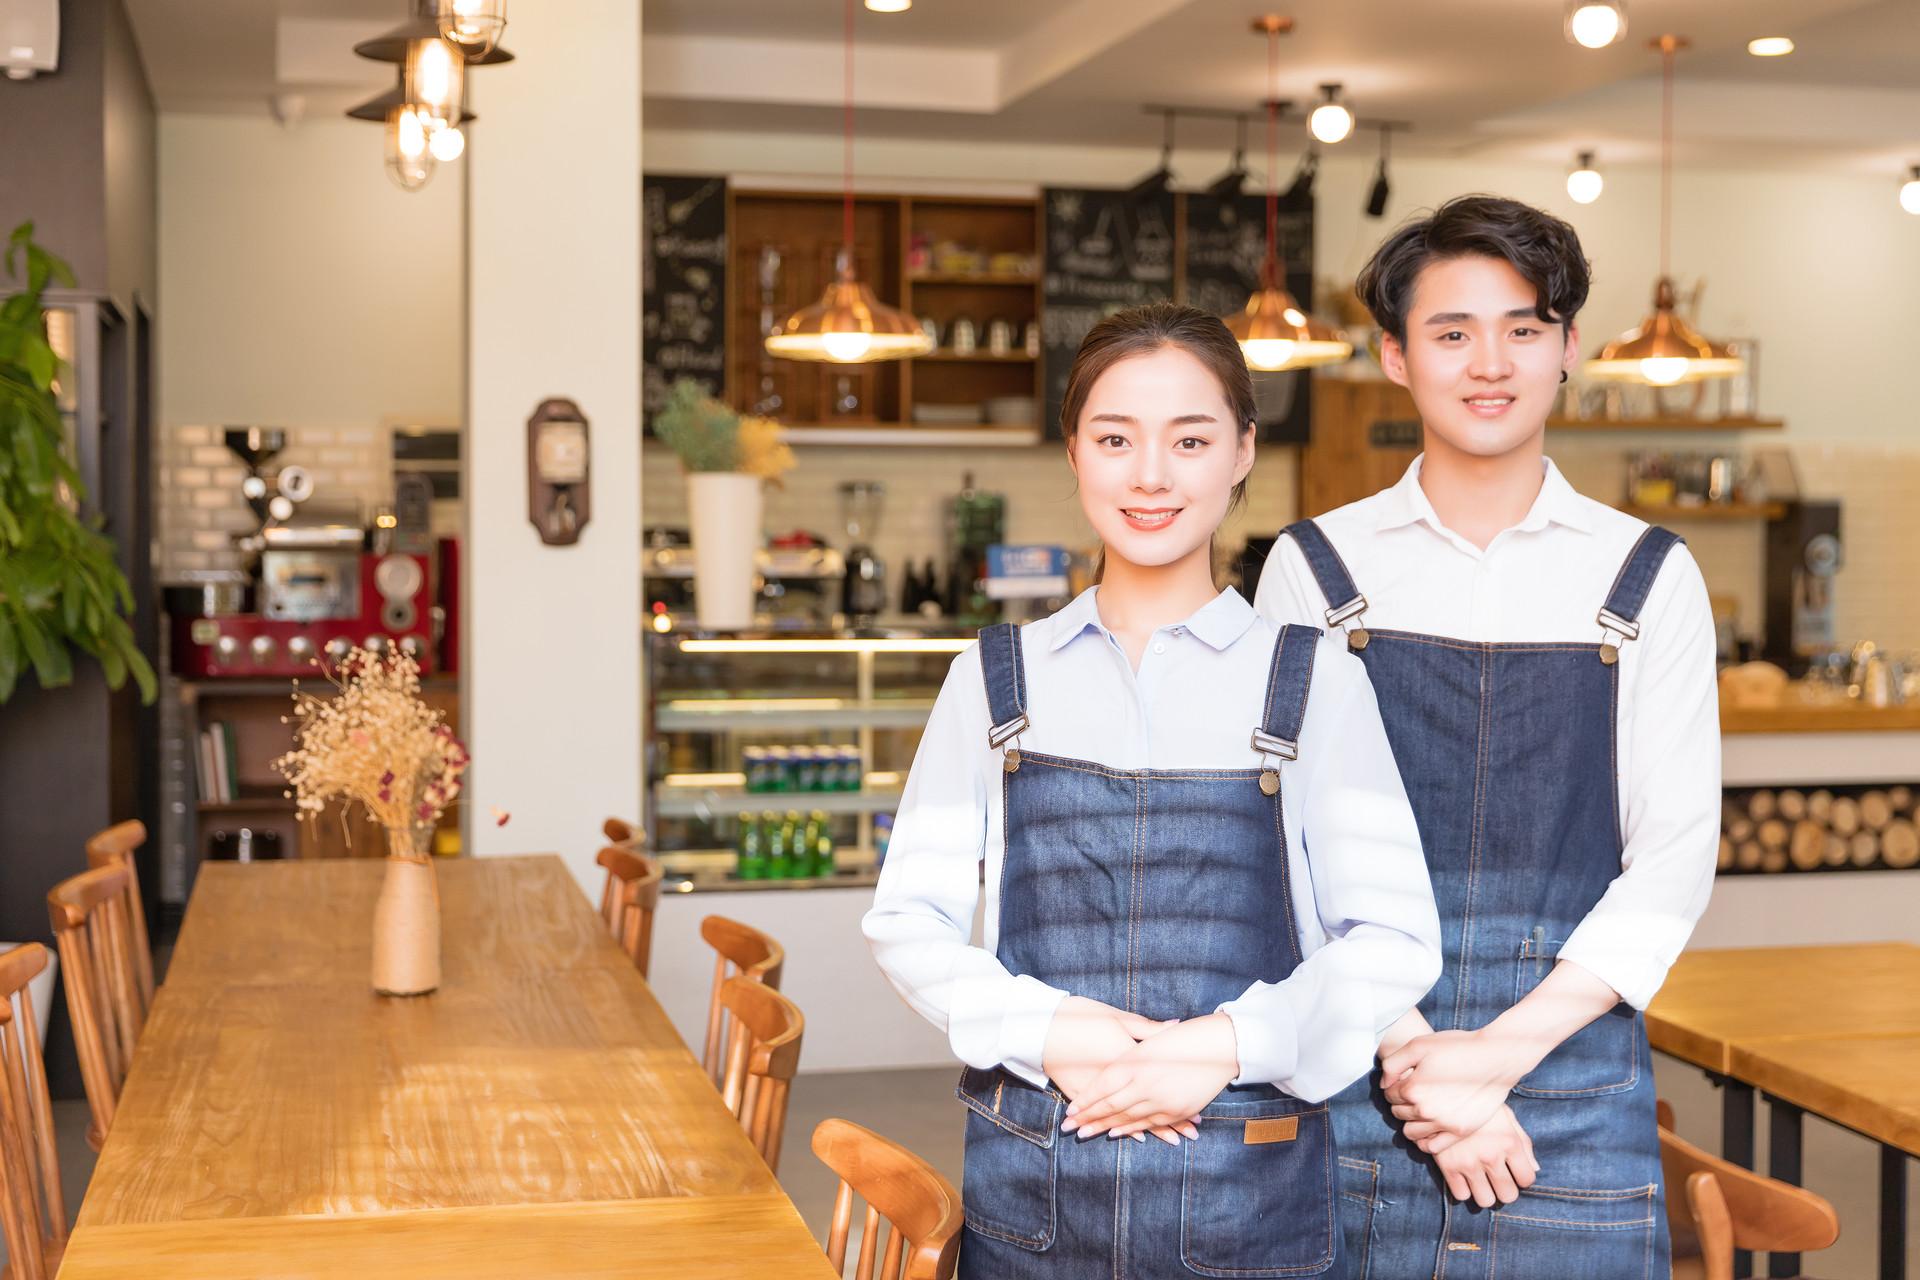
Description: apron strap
977,622,1030,748
1253,624,1321,766
1281,519,1371,632
1596,526,1684,645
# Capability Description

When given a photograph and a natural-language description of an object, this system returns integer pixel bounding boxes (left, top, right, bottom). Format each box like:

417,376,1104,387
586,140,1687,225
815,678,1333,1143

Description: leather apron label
1243,1116,1300,1145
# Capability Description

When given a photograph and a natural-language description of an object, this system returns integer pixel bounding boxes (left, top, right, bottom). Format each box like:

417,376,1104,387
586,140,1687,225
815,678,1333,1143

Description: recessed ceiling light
865,0,912,11
1747,36,1794,56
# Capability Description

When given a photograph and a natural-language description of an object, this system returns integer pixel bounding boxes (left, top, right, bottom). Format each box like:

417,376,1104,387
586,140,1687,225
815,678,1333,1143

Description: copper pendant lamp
766,0,931,364
1226,16,1351,373
1585,35,1742,386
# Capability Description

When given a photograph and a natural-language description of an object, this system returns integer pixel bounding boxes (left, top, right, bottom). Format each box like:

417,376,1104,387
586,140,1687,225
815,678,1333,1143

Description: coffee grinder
1763,500,1843,675
839,481,887,624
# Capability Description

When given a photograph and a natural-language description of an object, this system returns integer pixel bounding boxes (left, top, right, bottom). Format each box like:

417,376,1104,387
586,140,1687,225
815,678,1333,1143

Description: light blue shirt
863,586,1441,1103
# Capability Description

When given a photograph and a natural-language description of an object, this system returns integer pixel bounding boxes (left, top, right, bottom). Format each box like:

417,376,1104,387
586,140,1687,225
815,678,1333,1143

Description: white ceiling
124,0,1920,174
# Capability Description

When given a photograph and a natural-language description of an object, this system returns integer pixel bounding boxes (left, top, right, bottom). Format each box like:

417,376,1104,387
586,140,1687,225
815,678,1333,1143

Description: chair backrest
0,943,68,1280
1658,1109,1839,1279
48,862,149,1149
699,915,785,1083
85,819,156,1006
812,1118,963,1280
717,975,803,1174
602,816,644,849
595,845,664,978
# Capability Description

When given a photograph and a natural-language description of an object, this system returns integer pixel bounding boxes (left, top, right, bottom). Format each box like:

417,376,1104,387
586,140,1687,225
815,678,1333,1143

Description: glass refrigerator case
645,629,971,891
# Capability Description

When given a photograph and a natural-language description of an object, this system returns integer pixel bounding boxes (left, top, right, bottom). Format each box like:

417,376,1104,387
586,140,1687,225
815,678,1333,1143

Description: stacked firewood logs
1719,786,1919,874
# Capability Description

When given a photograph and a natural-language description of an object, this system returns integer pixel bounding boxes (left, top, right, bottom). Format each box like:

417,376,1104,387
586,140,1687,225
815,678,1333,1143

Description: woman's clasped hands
1042,996,1240,1147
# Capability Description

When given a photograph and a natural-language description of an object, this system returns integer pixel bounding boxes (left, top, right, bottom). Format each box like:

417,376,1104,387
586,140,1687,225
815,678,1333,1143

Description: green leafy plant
651,377,795,485
0,222,156,704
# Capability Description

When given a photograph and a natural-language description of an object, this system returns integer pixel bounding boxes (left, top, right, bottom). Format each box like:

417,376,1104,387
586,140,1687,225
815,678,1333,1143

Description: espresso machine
839,481,887,624
1763,500,1843,675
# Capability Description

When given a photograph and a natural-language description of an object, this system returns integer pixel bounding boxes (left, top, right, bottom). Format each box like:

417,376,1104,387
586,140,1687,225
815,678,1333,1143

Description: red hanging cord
842,0,855,273
1659,39,1673,280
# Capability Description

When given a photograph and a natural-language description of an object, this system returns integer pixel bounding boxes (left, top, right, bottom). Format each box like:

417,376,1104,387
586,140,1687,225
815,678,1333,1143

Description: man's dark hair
1355,194,1591,344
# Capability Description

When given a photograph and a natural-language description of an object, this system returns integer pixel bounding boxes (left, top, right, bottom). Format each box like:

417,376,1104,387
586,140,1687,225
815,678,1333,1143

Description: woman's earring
1559,370,1570,384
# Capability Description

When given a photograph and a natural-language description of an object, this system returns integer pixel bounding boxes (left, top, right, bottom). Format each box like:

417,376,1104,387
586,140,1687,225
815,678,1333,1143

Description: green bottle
774,809,803,879
808,809,835,879
736,811,767,880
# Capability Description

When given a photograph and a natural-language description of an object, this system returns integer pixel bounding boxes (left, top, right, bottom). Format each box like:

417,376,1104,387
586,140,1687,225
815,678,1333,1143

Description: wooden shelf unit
727,189,1042,433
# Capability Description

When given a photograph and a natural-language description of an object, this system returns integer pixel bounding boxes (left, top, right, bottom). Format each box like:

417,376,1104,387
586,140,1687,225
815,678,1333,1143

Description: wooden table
1648,943,1920,1280
57,857,838,1278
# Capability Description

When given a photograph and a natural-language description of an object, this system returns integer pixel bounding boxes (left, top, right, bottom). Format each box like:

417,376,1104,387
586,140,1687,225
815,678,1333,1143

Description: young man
1256,195,1720,1277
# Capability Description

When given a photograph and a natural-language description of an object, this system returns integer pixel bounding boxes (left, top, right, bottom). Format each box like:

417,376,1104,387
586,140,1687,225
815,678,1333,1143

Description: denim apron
957,619,1347,1280
1282,519,1679,1280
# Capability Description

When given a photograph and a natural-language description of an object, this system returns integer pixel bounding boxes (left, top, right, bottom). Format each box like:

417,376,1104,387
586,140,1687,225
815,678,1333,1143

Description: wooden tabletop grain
1645,942,1920,1074
59,856,837,1278
1727,1036,1920,1157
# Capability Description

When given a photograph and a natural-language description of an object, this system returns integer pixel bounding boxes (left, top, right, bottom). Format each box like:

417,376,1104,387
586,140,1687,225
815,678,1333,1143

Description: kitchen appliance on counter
839,481,887,624
1764,500,1843,676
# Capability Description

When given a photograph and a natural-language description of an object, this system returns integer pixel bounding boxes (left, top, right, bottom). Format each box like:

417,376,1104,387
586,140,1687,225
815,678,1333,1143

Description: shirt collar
1047,586,1257,653
1375,454,1594,537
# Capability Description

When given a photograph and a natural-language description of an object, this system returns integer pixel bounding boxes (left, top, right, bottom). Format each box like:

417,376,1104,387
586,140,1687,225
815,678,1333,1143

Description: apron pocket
1488,1182,1656,1280
1510,936,1639,1099
1180,1094,1337,1277
1337,1156,1380,1280
957,1067,1060,1251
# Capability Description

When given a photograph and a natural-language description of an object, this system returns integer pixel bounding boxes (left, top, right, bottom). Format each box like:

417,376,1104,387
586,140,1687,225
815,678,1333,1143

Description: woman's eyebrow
1086,411,1219,426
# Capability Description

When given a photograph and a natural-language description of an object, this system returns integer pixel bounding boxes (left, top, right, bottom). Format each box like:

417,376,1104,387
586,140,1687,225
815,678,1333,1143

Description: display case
644,629,972,890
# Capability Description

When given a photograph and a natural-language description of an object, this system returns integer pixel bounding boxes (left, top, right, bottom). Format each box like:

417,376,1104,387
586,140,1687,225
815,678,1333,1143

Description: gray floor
16,1061,1915,1276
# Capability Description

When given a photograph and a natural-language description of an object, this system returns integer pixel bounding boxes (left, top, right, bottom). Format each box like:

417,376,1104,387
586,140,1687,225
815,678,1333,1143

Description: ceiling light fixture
1746,36,1794,57
1127,110,1177,203
1364,125,1396,218
1565,1,1627,49
864,0,912,10
350,1,512,192
1307,82,1353,145
1204,114,1251,200
1587,35,1743,386
765,0,932,364
1900,165,1920,216
1226,16,1351,373
1567,149,1604,204
435,0,507,57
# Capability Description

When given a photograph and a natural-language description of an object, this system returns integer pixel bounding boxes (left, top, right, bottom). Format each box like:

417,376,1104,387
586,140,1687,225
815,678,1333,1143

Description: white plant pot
686,471,765,630
0,942,58,1046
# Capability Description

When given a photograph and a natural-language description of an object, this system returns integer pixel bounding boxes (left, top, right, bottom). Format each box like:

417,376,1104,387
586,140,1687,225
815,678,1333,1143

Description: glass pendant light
405,35,464,129
1307,83,1353,145
1586,36,1742,386
1565,1,1627,49
1566,150,1604,204
356,0,514,67
1226,17,1352,373
385,106,436,191
435,0,507,57
1900,166,1920,216
766,0,931,364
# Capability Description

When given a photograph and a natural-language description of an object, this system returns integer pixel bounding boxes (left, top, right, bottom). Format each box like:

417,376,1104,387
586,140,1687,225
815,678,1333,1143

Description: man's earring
1560,370,1569,384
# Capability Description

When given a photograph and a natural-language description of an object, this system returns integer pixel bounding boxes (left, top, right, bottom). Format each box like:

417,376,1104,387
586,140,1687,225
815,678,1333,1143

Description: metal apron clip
1250,728,1297,795
988,713,1029,772
1595,607,1641,666
1326,594,1371,652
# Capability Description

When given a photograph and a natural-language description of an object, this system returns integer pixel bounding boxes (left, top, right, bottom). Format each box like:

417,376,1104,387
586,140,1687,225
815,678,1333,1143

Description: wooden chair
1657,1099,1841,1280
47,863,149,1152
595,845,663,977
700,915,785,1084
602,816,644,849
0,942,69,1280
716,975,803,1174
84,819,156,1006
813,1118,963,1280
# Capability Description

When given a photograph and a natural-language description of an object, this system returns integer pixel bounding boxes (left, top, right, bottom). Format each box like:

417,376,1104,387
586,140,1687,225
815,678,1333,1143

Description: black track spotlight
1128,109,1177,202
1282,145,1319,204
1364,125,1396,218
1204,114,1251,200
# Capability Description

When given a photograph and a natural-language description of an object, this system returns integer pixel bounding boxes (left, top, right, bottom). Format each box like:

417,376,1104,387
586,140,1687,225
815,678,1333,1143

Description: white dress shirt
862,586,1441,1104
1255,456,1721,1012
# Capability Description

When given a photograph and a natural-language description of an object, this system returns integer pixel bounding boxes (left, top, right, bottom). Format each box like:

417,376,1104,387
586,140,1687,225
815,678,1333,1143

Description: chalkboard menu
643,174,727,427
1183,190,1316,444
1041,187,1177,440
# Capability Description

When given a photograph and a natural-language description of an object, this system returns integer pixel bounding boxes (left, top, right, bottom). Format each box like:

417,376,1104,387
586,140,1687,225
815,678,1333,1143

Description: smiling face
1067,344,1255,574
1380,254,1578,462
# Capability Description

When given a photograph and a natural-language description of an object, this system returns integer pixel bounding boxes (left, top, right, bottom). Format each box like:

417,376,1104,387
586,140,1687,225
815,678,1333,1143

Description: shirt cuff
994,976,1071,1087
1215,986,1300,1089
947,964,1069,1088
1557,922,1673,1011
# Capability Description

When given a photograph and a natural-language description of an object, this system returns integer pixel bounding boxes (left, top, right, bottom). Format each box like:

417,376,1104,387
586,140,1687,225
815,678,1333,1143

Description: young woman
1257,196,1720,1277
864,302,1441,1279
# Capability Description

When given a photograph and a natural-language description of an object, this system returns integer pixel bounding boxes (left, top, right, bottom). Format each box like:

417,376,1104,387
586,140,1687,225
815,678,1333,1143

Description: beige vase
371,829,441,996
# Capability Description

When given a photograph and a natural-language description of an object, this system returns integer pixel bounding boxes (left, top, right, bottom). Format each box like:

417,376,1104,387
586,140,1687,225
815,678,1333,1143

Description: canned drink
793,746,818,793
843,745,864,791
766,746,792,793
742,747,767,794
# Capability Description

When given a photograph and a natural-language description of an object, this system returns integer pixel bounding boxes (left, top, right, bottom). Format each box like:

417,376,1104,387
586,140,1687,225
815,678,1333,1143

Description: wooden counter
1723,703,1920,735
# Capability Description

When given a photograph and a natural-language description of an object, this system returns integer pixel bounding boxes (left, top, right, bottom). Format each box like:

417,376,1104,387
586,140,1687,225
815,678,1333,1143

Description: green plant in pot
653,379,794,630
0,222,155,704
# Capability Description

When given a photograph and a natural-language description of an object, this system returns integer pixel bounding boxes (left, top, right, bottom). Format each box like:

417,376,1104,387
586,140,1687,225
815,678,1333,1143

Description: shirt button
1153,642,1166,654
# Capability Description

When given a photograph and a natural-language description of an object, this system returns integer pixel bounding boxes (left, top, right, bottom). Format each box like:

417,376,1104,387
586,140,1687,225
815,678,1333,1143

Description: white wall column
465,1,642,891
